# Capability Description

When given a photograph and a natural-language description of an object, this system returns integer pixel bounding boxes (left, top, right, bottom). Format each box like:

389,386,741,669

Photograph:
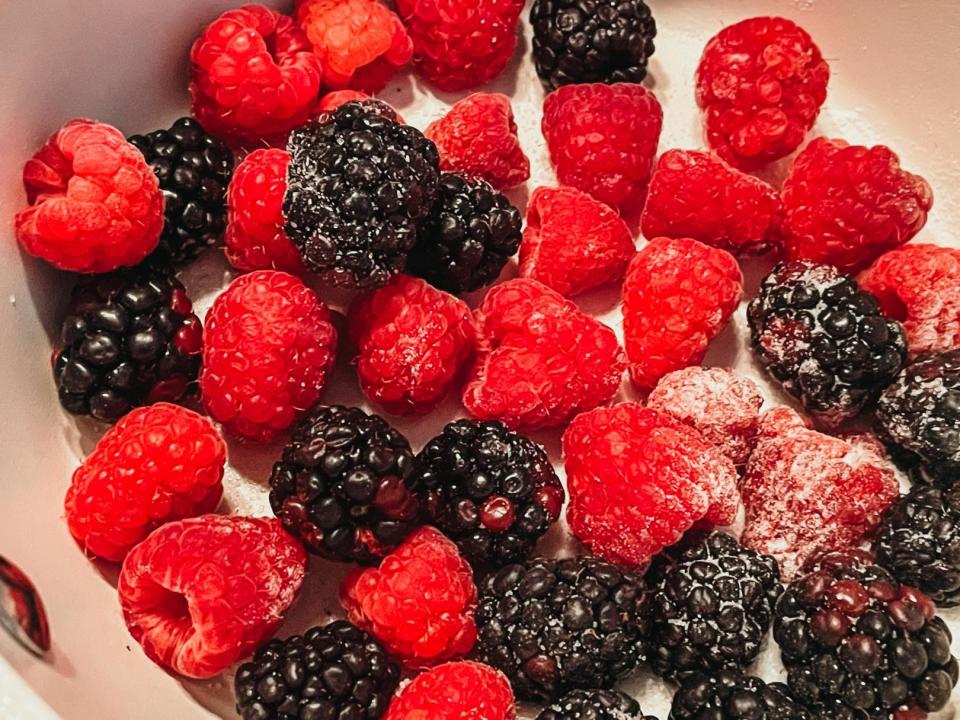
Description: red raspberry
64,404,226,562
424,93,529,190
349,274,475,416
317,89,369,113
340,526,477,668
118,514,306,678
542,83,662,214
396,0,525,91
741,407,898,580
189,4,323,146
563,403,740,569
622,237,743,390
860,243,960,356
295,0,413,92
519,186,635,297
463,278,625,431
781,137,934,273
646,367,764,467
641,149,781,256
384,661,516,720
695,16,830,169
200,270,337,442
15,119,163,273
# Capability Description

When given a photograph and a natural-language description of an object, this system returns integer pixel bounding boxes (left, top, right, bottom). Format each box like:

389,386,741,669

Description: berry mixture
538,689,658,720
383,661,516,720
670,670,810,720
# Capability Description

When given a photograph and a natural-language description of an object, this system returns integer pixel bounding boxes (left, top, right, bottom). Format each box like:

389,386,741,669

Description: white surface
1,0,960,718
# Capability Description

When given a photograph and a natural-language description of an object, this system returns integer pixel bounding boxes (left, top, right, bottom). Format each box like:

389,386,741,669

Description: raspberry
859,243,960,356
562,403,740,569
340,527,477,667
349,275,475,415
424,93,530,191
463,278,625,431
542,83,663,214
384,661,515,720
519,186,635,297
118,514,306,678
64,404,225,562
295,0,412,92
622,237,742,391
695,16,830,169
647,367,764,467
741,407,899,580
396,0,525,92
781,137,933,273
15,119,164,273
200,270,337,442
317,89,369,112
641,149,781,256
189,4,323,146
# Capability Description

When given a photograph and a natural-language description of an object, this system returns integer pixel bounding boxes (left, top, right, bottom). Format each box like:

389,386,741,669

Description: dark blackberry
53,268,203,422
531,0,657,90
406,173,522,294
748,261,907,427
410,420,564,569
268,405,419,564
669,669,810,720
473,556,651,703
646,531,782,682
876,350,960,486
773,550,959,719
128,117,233,268
234,620,400,720
283,101,440,288
537,689,658,720
873,484,960,607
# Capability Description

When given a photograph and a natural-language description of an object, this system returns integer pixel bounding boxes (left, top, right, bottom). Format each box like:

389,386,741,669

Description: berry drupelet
410,420,564,569
235,620,400,720
669,669,810,720
54,268,202,422
268,405,419,564
537,689,658,720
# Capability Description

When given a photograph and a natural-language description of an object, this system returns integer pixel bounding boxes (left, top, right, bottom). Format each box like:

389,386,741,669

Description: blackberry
531,0,657,90
670,669,810,720
537,689,658,720
773,550,959,719
874,484,960,607
473,556,651,703
53,268,203,422
234,620,400,720
410,420,564,568
646,532,782,682
283,101,440,288
748,262,907,427
268,405,419,564
406,173,522,294
128,117,233,267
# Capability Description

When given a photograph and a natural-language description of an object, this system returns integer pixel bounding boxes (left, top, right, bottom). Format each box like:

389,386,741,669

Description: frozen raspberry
641,149,781,255
646,367,764,467
200,271,337,442
781,137,933,273
64,404,225,562
860,243,960,356
543,83,662,214
384,661,516,720
340,526,477,668
464,278,625,431
118,514,306,678
15,119,164,273
563,403,740,569
296,0,412,92
622,237,742,391
349,274,475,415
224,148,306,274
741,407,899,580
396,0,525,92
424,93,530,191
318,89,368,112
695,16,830,169
519,186,635,297
189,4,323,146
